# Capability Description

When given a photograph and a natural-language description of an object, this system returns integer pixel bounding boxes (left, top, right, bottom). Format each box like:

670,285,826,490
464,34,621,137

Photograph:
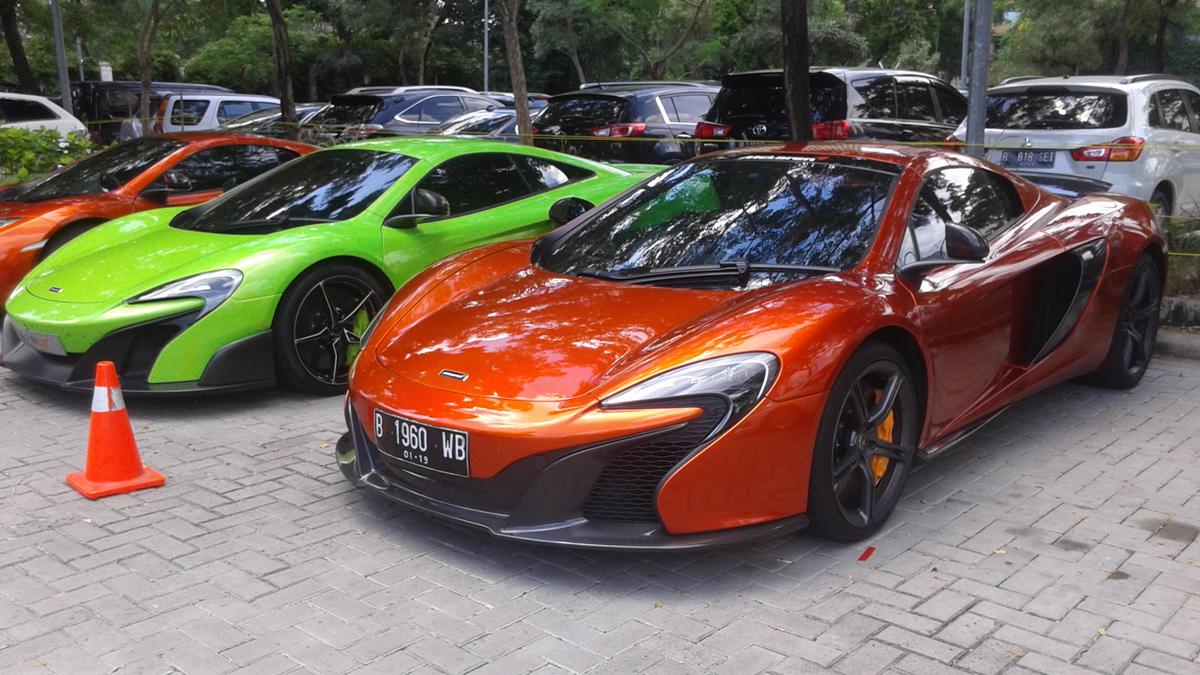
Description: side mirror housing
162,170,193,192
945,222,989,261
384,214,429,229
385,188,451,229
140,188,169,204
548,197,594,227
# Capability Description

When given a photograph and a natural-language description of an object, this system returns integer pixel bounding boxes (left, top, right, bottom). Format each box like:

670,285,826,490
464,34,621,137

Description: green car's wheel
274,264,389,395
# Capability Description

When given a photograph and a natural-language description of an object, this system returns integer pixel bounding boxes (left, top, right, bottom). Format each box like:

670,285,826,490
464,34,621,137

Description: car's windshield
172,149,416,233
14,138,186,201
986,90,1127,129
538,156,897,281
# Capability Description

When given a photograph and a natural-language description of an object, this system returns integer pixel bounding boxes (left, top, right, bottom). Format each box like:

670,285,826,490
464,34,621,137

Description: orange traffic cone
65,361,164,499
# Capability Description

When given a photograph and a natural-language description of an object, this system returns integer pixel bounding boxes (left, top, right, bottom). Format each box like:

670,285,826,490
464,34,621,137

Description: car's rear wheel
1090,254,1161,389
274,264,389,395
807,342,919,542
1149,187,1172,221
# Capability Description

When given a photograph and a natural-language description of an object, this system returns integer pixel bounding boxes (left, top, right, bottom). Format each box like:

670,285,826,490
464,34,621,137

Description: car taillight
589,123,646,137
1070,136,1145,162
812,120,851,140
695,121,732,139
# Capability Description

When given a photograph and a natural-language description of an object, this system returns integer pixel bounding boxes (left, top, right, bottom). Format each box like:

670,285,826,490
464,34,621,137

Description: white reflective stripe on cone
91,386,126,413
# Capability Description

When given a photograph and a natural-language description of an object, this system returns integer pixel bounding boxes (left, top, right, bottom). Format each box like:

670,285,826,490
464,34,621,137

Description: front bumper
1,314,276,394
336,403,808,551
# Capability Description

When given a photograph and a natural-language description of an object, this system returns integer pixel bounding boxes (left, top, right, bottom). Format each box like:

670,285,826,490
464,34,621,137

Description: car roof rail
1120,73,1190,85
579,81,709,90
997,75,1042,86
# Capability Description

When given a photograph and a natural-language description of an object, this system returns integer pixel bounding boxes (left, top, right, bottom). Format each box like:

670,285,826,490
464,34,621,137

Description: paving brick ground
0,356,1197,674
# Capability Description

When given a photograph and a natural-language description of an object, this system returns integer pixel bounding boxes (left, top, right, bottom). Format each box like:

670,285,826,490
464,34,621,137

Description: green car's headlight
129,270,243,316
602,352,780,424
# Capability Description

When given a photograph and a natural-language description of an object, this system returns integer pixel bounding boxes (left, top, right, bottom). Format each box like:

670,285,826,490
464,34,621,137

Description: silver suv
952,74,1200,218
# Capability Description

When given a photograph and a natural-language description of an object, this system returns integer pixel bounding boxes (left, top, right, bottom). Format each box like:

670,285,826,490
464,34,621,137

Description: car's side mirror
99,174,121,192
163,170,193,192
945,222,989,261
385,188,450,229
384,214,430,229
548,197,594,227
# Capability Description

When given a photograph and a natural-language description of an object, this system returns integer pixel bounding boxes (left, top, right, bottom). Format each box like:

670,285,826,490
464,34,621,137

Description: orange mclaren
338,143,1165,549
0,132,315,308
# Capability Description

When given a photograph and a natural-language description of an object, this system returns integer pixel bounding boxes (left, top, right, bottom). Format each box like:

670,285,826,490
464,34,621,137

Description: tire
1149,187,1172,221
807,342,920,542
1089,254,1161,390
273,263,390,395
41,220,102,259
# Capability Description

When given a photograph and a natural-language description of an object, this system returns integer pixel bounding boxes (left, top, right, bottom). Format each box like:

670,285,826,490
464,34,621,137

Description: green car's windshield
537,156,897,280
14,137,186,202
173,149,417,233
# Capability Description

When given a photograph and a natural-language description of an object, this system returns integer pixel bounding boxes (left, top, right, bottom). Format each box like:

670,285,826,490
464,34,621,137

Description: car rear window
708,72,847,124
535,95,628,131
986,89,1128,130
309,96,383,126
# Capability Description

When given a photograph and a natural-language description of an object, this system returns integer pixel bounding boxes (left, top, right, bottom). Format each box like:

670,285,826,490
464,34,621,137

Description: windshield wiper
579,259,839,286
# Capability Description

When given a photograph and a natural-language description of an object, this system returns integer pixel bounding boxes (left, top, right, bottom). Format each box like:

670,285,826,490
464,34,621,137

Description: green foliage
185,7,333,96
992,1,1105,79
0,128,93,184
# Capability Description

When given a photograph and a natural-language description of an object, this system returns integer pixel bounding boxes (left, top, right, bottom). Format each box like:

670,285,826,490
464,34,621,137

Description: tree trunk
567,48,586,86
1153,0,1177,72
265,0,297,140
137,0,162,136
497,0,531,144
781,0,810,141
0,0,37,94
1115,0,1129,75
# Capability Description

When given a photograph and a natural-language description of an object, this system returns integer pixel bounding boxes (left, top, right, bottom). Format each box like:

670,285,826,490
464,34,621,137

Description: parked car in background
152,93,280,134
1,138,660,394
71,80,232,143
345,85,477,96
0,92,85,138
697,68,966,147
482,91,550,108
533,82,719,164
306,89,502,140
0,132,314,310
219,103,327,138
431,107,545,140
951,74,1200,219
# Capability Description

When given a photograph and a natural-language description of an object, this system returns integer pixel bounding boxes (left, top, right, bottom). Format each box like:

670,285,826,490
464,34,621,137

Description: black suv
306,87,502,140
533,82,719,164
697,69,967,146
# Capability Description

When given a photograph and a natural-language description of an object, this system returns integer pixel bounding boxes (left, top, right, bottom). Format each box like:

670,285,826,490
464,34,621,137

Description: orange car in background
338,143,1165,550
0,132,315,307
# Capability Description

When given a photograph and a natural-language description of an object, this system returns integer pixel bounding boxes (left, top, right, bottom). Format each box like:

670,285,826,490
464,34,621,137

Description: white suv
952,74,1200,218
0,92,86,137
153,93,279,133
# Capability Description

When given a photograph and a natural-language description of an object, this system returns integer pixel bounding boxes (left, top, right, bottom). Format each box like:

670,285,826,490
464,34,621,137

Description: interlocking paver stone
0,358,1198,673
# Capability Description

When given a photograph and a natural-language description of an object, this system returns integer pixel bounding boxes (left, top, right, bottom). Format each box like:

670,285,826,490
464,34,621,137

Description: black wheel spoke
848,383,869,430
317,281,336,322
865,373,903,428
857,460,875,524
292,275,381,388
294,326,331,345
1127,327,1148,364
871,439,907,460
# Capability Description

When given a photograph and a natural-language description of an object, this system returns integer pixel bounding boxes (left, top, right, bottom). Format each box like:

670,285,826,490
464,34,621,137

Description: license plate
372,409,469,476
12,322,66,356
1000,150,1055,168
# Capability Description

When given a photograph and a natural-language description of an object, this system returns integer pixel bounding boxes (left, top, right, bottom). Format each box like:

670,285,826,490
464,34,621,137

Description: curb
1157,328,1200,360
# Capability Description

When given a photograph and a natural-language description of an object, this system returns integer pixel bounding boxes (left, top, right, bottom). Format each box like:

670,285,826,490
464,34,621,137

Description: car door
895,77,947,142
897,166,1058,438
662,93,714,159
848,75,901,140
380,152,551,274
931,81,967,130
1176,88,1200,213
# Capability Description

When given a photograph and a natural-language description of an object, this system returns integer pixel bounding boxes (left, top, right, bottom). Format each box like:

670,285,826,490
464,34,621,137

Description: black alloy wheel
808,342,919,542
1091,254,1161,389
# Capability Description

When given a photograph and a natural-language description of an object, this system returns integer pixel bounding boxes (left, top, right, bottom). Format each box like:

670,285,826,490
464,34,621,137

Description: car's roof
726,68,949,81
165,93,279,102
551,84,719,100
991,74,1196,92
0,91,58,103
156,131,309,147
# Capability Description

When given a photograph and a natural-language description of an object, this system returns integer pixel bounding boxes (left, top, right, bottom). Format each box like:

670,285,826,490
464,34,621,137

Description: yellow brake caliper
870,390,894,482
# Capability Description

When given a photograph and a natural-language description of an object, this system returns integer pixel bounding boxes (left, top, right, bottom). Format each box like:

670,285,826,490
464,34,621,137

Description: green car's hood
24,208,267,304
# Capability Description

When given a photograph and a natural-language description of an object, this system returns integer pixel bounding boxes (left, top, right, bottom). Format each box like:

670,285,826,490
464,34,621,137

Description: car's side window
667,95,713,124
902,167,1024,264
461,96,494,112
897,79,937,121
217,100,256,123
1,98,56,122
511,154,594,192
170,99,210,126
905,188,951,262
227,145,295,186
1154,89,1191,131
411,153,532,217
1182,90,1200,132
852,76,897,119
418,96,465,123
165,146,239,192
932,83,967,125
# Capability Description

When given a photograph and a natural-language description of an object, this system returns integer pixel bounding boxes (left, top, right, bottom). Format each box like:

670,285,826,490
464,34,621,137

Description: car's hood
375,266,759,402
22,214,251,304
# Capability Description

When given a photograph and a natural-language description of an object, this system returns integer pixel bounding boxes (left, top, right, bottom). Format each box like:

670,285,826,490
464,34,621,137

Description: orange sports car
0,132,315,308
337,143,1164,550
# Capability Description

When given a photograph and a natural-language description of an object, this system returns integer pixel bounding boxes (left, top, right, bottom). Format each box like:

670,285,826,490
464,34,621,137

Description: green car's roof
332,136,620,170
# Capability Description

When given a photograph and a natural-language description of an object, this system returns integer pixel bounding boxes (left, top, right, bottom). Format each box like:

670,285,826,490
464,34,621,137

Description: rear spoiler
1015,172,1111,200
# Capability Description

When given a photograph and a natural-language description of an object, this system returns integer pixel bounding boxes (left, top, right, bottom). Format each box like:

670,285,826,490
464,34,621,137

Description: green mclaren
2,137,659,394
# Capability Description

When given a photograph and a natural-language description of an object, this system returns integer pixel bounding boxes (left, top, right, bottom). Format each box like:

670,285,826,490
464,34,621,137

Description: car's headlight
602,352,780,425
129,270,243,316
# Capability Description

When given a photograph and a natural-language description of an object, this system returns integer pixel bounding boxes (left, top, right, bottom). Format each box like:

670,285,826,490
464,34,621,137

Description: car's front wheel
807,342,920,542
274,264,389,395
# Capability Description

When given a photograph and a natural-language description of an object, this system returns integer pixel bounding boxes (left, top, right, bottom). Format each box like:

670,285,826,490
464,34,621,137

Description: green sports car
1,137,659,394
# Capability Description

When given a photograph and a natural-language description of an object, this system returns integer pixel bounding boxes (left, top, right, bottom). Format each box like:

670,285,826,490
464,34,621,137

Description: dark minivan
306,88,502,140
71,80,233,143
532,82,719,164
697,68,967,146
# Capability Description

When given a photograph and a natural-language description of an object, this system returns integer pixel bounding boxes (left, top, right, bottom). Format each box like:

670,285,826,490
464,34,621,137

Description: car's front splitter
1,314,276,394
336,408,808,551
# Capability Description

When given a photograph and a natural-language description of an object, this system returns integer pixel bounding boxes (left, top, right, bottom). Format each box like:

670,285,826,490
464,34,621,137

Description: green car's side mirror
386,189,450,229
549,197,594,227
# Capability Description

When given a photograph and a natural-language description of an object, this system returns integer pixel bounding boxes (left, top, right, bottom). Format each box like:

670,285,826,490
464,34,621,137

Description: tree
496,0,531,143
599,0,711,79
0,0,36,93
529,0,614,85
264,0,297,139
782,0,810,141
136,0,180,134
